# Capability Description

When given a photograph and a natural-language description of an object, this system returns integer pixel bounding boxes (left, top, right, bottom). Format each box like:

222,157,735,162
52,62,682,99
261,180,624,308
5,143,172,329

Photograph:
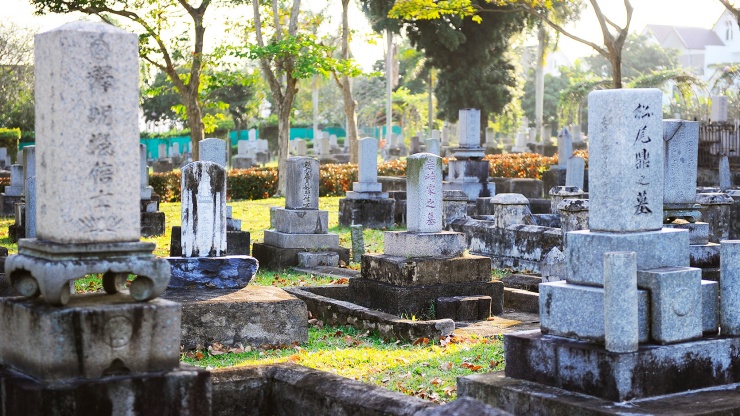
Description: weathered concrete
252,242,350,270
361,253,491,286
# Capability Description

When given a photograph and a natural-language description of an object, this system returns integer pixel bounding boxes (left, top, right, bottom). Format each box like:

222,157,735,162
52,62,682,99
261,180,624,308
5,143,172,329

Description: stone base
6,239,171,305
690,242,720,268
383,231,466,258
0,294,181,380
263,230,340,249
459,371,740,416
663,221,709,244
443,182,495,202
8,222,23,242
0,193,20,217
338,197,395,229
162,286,308,349
297,251,339,268
360,253,491,286
0,364,210,415
227,230,251,255
499,329,740,401
141,211,165,237
252,242,350,270
566,228,689,286
273,208,329,234
436,295,492,321
348,277,503,317
166,255,258,290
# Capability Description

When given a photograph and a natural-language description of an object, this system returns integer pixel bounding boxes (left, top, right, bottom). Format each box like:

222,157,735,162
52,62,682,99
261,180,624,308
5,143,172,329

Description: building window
727,20,734,41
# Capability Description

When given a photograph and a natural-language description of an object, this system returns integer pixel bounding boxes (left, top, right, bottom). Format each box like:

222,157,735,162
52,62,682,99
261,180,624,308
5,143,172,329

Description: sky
3,0,732,71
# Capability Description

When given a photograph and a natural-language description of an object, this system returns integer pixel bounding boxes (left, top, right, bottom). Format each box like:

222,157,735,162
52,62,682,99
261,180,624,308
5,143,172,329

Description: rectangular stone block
285,157,319,210
702,279,719,334
457,108,481,148
357,137,379,184
252,242,349,270
351,182,383,193
298,251,339,268
539,281,649,343
0,295,181,380
436,295,492,321
663,221,709,245
406,153,443,233
200,137,227,167
566,228,689,286
361,253,491,286
588,88,663,232
637,267,702,344
663,120,699,205
690,242,720,268
384,230,465,258
338,198,395,229
349,277,503,317
273,208,328,234
35,22,141,243
263,230,339,249
181,161,227,257
503,330,740,402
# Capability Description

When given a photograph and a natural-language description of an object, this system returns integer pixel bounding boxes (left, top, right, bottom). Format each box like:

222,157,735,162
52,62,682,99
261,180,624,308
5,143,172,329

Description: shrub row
0,128,20,151
148,152,585,202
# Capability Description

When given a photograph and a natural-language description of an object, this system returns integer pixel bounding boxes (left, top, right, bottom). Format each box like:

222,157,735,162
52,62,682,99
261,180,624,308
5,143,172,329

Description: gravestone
248,128,257,141
354,152,501,318
232,139,255,169
295,138,307,156
253,157,349,268
711,95,728,122
0,22,207,415
158,142,167,159
0,164,23,216
565,156,585,190
426,137,441,156
663,119,702,222
720,155,732,191
557,127,572,168
140,144,165,237
180,162,227,257
457,88,735,414
445,109,494,201
200,137,227,167
511,132,528,153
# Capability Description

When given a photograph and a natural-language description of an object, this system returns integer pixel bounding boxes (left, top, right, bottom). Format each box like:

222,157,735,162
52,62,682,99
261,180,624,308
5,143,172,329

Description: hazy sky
4,0,731,70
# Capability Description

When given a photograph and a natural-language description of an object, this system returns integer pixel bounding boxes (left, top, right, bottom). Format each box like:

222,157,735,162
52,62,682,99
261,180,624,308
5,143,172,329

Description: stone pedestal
548,186,584,214
252,242,349,269
697,192,732,243
338,198,395,228
0,193,21,217
444,159,495,202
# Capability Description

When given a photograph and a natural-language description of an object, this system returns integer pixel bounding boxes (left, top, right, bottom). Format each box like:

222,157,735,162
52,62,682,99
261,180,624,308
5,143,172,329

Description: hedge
0,128,20,152
148,152,586,203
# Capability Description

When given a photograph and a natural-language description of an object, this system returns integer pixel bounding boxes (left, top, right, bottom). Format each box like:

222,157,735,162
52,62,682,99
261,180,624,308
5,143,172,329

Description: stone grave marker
720,155,732,191
557,127,572,168
406,153,443,233
200,138,227,167
565,156,585,190
158,143,167,159
180,161,227,257
712,95,728,122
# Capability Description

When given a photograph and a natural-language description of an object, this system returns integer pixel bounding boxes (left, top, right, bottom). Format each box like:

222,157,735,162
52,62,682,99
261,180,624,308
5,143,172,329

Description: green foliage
582,33,680,81
522,69,569,131
0,128,20,151
0,23,35,133
140,129,191,139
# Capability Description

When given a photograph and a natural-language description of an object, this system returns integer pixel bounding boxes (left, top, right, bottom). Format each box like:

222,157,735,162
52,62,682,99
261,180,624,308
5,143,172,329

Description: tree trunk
184,91,204,160
610,52,623,89
535,24,546,140
340,77,359,163
276,100,291,196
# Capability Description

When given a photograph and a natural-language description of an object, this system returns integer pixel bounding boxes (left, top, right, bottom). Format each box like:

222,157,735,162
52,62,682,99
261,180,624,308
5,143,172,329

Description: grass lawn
0,196,506,403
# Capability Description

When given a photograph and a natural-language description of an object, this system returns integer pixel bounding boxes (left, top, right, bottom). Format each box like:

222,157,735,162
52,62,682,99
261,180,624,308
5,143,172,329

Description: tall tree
720,0,740,24
31,0,214,159
0,23,35,132
332,0,360,163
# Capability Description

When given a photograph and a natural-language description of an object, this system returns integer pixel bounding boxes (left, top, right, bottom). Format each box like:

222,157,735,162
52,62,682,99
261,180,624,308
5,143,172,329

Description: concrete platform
162,285,308,349
252,242,349,270
459,371,740,416
360,253,491,286
338,197,395,229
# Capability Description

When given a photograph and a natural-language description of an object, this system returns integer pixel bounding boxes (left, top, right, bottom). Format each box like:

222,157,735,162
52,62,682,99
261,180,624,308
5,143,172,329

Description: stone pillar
663,119,701,222
443,190,468,228
604,251,638,353
140,143,153,200
406,153,443,233
426,138,441,156
711,95,728,122
565,156,585,190
181,161,227,257
356,137,379,185
452,108,484,159
558,199,589,244
22,146,35,198
588,89,663,232
5,164,23,196
351,224,364,262
35,22,140,244
719,155,732,191
285,157,319,210
557,127,572,167
491,193,530,229
720,240,740,335
697,192,732,243
200,138,227,167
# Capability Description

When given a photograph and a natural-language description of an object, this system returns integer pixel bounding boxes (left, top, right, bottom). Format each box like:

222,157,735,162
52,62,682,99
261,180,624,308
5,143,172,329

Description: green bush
0,128,20,152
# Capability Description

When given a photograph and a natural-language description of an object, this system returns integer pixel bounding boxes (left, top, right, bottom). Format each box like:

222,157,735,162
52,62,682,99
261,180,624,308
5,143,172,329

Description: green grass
182,323,505,403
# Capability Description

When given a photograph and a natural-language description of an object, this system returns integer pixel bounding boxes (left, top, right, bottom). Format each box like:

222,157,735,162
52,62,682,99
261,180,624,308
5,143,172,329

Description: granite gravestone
339,138,394,228
720,155,732,191
180,161,227,257
200,138,227,168
557,127,572,168
565,156,585,190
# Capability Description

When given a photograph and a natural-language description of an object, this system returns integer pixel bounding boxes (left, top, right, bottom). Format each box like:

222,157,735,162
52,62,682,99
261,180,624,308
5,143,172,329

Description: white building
642,9,740,80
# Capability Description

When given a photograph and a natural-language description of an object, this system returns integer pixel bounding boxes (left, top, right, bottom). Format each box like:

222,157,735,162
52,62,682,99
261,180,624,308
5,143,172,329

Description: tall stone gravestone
565,156,585,190
720,155,732,191
232,139,255,169
662,119,702,222
0,163,22,216
22,146,36,238
0,22,208,415
339,138,395,228
253,157,349,268
140,143,166,236
352,152,502,318
712,95,728,122
461,89,739,414
444,108,495,201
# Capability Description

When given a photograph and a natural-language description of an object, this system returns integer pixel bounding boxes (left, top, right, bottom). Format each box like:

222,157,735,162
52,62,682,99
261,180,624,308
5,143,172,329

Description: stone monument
253,156,349,268
338,138,395,228
0,22,208,414
351,152,503,318
458,88,736,414
443,108,495,202
139,143,166,237
0,163,22,217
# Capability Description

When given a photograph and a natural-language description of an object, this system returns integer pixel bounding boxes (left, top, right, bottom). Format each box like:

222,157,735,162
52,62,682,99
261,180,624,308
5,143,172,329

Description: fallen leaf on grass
461,363,483,371
430,377,443,385
439,362,453,371
396,357,409,364
287,354,301,363
490,360,500,369
329,277,349,285
381,377,390,383
444,386,457,396
412,337,429,346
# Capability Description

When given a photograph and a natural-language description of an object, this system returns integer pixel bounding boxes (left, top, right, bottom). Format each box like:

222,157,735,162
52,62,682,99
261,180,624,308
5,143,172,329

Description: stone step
503,288,539,313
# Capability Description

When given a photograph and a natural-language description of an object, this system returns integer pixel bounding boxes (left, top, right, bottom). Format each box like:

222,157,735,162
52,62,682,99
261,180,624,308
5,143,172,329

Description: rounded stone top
557,198,589,212
548,186,584,196
48,21,130,35
491,193,529,205
696,192,734,205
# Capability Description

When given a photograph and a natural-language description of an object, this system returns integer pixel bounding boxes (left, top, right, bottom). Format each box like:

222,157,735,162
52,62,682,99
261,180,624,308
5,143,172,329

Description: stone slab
703,279,719,334
566,229,689,286
162,286,308,349
273,208,328,234
252,242,350,270
502,329,740,401
504,287,539,313
637,267,702,344
360,253,491,286
297,251,339,268
0,364,211,416
663,221,709,245
351,182,383,193
141,210,165,237
458,370,740,416
663,120,699,205
435,295,492,321
500,274,541,292
181,161,227,257
0,193,20,217
338,197,395,229
690,242,720,268
166,255,258,290
285,157,319,210
35,23,141,244
227,230,251,256
406,153,443,233
349,277,503,318
539,281,649,343
0,294,180,380
383,230,466,258
263,230,339,249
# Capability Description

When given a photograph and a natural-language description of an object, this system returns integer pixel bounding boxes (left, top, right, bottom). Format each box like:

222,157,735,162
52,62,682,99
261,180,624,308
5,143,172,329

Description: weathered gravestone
339,138,395,228
457,89,740,414
0,22,208,415
253,157,349,268
0,163,22,216
352,152,502,319
140,143,166,237
444,109,495,202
